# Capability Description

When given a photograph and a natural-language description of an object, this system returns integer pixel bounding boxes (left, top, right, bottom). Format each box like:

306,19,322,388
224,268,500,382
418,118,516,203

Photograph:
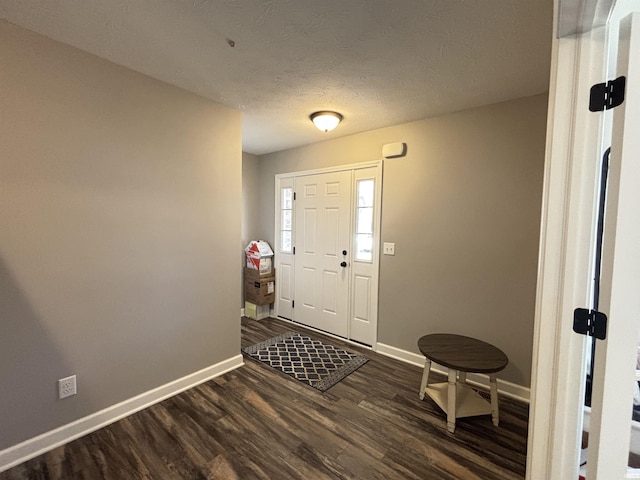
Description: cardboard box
244,267,275,305
244,276,275,305
245,240,274,275
245,301,270,320
244,266,276,281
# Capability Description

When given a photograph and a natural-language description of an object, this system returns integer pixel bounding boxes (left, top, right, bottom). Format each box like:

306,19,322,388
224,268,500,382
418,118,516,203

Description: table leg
419,358,431,400
490,373,499,426
459,371,467,385
447,369,457,433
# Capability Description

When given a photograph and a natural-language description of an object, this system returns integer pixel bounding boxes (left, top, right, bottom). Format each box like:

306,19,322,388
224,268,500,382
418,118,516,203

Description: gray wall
0,21,242,449
242,152,261,306
258,94,547,387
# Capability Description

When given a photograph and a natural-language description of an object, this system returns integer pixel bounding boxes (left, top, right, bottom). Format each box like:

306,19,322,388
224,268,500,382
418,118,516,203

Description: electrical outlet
58,375,77,399
383,242,396,255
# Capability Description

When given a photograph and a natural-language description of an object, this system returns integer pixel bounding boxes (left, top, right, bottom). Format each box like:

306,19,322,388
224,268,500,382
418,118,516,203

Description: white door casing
526,24,607,479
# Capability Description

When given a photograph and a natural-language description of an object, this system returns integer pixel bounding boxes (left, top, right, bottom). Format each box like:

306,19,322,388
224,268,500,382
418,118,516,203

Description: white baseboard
0,354,245,473
375,342,530,404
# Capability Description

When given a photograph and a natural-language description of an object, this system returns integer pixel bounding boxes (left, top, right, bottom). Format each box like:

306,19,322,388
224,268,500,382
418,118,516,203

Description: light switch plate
383,242,395,255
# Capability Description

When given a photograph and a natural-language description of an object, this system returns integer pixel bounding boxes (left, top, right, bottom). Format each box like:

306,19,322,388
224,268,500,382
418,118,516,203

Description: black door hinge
294,192,296,200
573,308,607,340
589,76,626,112
292,300,295,308
293,246,295,255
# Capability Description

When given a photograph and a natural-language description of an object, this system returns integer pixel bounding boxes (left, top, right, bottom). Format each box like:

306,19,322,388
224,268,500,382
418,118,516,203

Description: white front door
274,162,382,345
294,170,352,337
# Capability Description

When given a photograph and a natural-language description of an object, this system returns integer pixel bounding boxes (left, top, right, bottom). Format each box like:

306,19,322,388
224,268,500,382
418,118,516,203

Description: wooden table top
418,334,508,373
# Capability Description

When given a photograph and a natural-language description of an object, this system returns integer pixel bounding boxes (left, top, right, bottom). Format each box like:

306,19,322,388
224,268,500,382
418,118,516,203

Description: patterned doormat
242,331,368,392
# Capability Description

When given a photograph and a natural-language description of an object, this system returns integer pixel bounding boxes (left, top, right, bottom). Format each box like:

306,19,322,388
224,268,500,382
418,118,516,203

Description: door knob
340,261,347,267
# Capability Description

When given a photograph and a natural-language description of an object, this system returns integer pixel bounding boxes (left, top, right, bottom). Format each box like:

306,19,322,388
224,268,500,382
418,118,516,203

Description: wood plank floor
1,317,529,479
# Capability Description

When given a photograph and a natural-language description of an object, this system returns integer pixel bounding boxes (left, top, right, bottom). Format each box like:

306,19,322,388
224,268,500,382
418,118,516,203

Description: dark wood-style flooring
1,317,529,479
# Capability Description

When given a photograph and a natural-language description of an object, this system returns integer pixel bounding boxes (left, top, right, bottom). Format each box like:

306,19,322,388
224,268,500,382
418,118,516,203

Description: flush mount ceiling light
310,111,343,132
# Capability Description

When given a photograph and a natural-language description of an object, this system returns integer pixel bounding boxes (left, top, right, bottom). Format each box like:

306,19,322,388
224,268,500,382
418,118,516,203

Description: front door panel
294,171,352,337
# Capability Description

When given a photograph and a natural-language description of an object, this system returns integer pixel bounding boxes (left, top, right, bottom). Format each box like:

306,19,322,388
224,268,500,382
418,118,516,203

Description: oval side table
418,333,508,433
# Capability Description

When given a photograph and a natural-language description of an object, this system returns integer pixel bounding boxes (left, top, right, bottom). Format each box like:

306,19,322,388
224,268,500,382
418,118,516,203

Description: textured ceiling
0,0,553,155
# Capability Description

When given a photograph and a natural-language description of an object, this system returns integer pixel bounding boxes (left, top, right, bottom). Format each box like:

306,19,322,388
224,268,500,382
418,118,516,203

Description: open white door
527,2,640,479
585,12,640,479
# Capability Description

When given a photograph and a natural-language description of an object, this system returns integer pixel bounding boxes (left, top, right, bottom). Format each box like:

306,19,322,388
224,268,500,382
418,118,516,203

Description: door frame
585,12,640,478
527,26,606,478
527,0,637,478
273,160,382,347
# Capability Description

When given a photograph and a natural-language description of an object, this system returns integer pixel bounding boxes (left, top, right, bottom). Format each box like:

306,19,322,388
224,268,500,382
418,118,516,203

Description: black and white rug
242,331,368,392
